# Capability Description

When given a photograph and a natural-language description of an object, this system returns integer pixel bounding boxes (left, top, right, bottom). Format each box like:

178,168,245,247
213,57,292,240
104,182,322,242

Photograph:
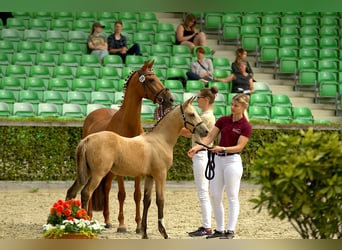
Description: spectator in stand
213,61,254,94
176,13,214,54
87,22,109,63
186,47,214,87
107,20,142,63
231,48,254,81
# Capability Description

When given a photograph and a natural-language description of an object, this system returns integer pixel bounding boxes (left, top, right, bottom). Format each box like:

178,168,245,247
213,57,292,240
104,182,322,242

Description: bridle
137,70,170,105
179,104,204,134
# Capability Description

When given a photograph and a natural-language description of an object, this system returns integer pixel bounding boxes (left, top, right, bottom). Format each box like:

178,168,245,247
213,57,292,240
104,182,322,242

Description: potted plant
43,199,104,239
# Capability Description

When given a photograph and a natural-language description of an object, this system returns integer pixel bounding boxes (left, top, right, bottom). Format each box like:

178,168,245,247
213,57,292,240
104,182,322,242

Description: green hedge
0,125,340,181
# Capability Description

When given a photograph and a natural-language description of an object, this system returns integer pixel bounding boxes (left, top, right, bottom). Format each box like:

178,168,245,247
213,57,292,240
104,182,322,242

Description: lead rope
205,150,215,180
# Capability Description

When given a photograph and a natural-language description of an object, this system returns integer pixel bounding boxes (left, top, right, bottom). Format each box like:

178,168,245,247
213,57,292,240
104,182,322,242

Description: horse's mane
149,104,179,132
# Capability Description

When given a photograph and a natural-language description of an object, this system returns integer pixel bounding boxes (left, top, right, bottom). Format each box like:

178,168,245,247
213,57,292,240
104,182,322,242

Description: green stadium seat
256,46,278,67
121,21,136,34
11,11,31,19
1,28,23,42
241,35,259,54
203,13,222,34
299,37,319,49
68,30,87,43
314,82,339,104
63,42,87,55
213,68,230,79
294,62,318,91
119,12,138,23
133,32,154,45
6,18,27,30
319,37,339,50
98,66,120,80
300,16,319,26
62,103,85,118
75,11,97,21
241,15,261,26
157,23,175,34
148,55,169,69
261,15,280,26
28,19,50,31
258,36,279,51
0,76,23,90
213,57,230,70
46,30,67,43
51,66,74,80
16,41,39,54
71,78,94,92
320,16,339,26
219,23,240,45
0,102,11,116
19,90,42,104
125,55,146,69
80,54,101,68
29,65,52,79
163,79,184,93
38,103,60,117
279,37,299,48
275,57,298,79
75,66,98,80
90,91,114,106
318,60,339,72
172,45,191,58
33,11,54,20
292,107,313,123
299,26,319,38
121,66,134,79
248,105,270,122
97,12,118,22
249,93,272,107
103,55,124,68
50,19,72,32
151,44,172,57
272,94,292,108
40,41,63,54
208,81,230,93
35,53,57,66
0,40,16,54
72,20,92,32
298,48,319,60
114,91,124,104
54,11,74,21
166,68,187,80
43,90,66,103
169,56,190,69
136,22,156,34
185,80,205,92
13,102,36,117
12,52,34,66
214,92,227,106
279,26,299,37
86,103,106,115
270,106,293,123
320,26,339,37
253,82,272,95
23,29,45,42
0,53,10,66
0,89,17,105
67,91,89,105
139,12,158,24
141,104,155,120
212,105,226,119
95,79,117,92
24,77,46,91
5,64,27,78
154,33,175,46
260,26,279,37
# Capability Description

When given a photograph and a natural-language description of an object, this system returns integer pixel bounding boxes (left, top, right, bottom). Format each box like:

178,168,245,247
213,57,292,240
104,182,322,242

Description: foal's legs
141,176,154,239
117,175,127,232
134,176,142,233
155,179,168,239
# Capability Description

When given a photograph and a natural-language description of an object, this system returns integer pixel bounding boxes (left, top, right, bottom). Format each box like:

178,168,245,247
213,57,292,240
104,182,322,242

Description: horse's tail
90,174,110,211
76,138,89,186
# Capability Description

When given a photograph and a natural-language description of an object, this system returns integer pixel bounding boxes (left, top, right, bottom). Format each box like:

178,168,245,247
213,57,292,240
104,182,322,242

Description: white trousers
209,154,243,231
192,150,212,228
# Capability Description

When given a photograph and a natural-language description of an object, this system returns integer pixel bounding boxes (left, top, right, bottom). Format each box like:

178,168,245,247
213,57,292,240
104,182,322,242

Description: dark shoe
220,230,235,239
206,229,225,239
188,227,212,237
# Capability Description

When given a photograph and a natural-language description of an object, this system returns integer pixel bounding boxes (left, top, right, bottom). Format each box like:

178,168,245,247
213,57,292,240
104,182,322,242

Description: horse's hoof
135,228,141,234
117,227,127,233
105,223,113,229
142,235,148,239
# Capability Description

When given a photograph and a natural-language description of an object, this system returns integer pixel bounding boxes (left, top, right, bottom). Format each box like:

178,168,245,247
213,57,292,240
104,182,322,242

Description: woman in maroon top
188,93,252,239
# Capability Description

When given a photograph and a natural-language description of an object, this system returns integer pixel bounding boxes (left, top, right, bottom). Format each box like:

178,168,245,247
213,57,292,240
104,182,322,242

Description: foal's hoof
105,223,113,229
135,227,141,234
117,227,127,233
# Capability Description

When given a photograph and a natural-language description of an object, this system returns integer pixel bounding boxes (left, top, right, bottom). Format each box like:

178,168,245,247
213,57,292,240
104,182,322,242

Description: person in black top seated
176,13,211,54
231,48,254,81
213,61,254,94
107,20,142,63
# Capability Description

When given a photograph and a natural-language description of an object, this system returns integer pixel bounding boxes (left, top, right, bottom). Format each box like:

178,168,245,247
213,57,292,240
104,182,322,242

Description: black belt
216,152,240,156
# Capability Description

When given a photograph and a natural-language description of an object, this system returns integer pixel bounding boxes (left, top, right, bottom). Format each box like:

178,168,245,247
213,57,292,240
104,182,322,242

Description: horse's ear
141,60,149,71
147,59,154,70
184,96,195,106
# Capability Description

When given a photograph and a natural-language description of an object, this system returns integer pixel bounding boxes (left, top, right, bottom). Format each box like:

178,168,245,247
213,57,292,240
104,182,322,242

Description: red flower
64,209,72,217
67,216,74,221
72,199,82,207
56,205,64,214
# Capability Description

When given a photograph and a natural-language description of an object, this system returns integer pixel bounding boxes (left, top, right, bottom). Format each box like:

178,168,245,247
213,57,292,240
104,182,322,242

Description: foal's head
181,97,209,137
127,60,174,108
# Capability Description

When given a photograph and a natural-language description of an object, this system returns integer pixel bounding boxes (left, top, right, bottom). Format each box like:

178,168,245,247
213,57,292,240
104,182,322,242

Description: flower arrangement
43,199,104,239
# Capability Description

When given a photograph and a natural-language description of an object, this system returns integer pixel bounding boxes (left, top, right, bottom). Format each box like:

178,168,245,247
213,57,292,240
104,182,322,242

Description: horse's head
181,97,209,137
130,60,174,108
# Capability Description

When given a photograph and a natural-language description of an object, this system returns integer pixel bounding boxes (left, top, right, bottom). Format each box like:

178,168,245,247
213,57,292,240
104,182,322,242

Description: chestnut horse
66,97,209,239
82,60,174,232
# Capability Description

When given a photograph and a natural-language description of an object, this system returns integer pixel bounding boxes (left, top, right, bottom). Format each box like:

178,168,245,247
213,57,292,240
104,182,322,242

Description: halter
179,104,204,134
137,70,169,104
